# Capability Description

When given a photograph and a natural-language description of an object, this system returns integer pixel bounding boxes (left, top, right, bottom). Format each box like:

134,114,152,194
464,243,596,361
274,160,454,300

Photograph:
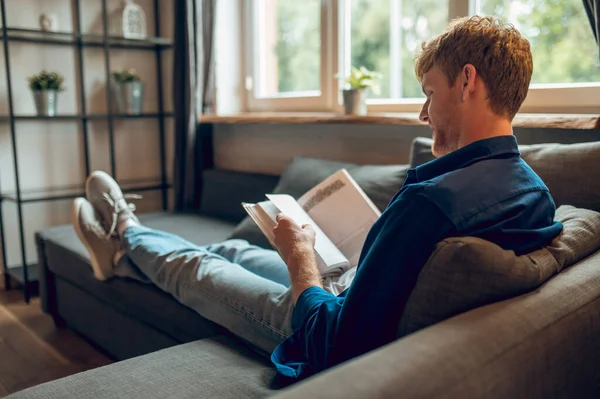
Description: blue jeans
115,226,295,354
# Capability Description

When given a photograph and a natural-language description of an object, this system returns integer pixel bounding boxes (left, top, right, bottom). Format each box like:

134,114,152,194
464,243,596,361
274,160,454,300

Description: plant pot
113,80,143,115
33,90,59,117
342,89,367,116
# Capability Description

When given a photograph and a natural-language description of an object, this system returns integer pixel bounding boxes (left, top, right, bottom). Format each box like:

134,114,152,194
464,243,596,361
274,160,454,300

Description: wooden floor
0,289,112,397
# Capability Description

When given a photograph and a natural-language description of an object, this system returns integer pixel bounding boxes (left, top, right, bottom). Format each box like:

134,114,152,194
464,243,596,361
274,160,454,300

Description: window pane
348,0,448,99
254,0,320,97
476,0,600,84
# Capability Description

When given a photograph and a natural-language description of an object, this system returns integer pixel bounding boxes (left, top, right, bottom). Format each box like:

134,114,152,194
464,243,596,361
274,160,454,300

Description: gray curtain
583,0,600,63
173,0,217,211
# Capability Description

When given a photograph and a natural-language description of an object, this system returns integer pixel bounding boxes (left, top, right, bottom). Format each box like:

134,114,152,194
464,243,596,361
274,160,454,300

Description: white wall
0,0,174,270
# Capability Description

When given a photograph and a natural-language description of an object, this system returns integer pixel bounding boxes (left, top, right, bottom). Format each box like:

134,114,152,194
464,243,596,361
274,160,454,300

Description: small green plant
339,66,382,95
111,68,142,83
28,70,65,91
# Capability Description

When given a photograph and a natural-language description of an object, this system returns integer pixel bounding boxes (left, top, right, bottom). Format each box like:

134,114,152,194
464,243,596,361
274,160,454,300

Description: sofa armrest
35,231,57,317
271,251,600,398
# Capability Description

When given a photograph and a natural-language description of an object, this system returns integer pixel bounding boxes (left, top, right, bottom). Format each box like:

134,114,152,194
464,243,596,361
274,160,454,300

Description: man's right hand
272,213,322,303
272,213,316,265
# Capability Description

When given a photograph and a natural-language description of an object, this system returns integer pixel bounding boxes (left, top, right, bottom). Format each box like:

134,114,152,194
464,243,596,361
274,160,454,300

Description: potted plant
28,70,65,117
339,66,382,116
111,68,143,115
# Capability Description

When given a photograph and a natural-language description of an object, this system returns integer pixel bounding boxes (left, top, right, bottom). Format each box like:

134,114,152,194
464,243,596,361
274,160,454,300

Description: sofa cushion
518,141,600,212
39,212,236,346
200,169,280,223
6,336,276,399
409,137,437,167
398,205,600,336
230,157,410,248
409,137,600,211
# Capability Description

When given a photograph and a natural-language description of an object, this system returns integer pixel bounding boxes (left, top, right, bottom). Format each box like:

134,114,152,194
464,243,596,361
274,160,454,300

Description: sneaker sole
72,198,110,281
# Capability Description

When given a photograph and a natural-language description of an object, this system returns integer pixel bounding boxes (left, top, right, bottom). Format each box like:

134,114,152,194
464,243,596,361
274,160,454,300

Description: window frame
242,0,600,114
243,0,339,112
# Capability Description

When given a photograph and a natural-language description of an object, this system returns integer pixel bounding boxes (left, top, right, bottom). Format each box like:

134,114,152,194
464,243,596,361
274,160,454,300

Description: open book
242,169,381,277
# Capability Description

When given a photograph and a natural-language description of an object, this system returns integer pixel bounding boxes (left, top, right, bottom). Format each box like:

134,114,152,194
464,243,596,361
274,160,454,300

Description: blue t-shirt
271,135,563,383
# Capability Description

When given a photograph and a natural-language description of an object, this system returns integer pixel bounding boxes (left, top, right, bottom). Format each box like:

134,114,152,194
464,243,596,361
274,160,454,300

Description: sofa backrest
197,136,600,223
199,169,280,223
410,137,600,212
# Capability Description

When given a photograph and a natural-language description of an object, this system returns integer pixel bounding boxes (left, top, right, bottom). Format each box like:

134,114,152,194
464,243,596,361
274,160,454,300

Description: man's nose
419,104,429,122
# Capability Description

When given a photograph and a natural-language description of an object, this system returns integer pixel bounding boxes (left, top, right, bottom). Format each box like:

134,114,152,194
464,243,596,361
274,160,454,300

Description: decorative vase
342,89,367,116
33,90,59,116
122,0,147,39
113,80,143,114
39,13,59,32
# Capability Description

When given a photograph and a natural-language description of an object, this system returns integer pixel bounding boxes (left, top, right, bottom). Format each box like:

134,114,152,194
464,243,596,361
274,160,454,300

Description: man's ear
461,64,477,101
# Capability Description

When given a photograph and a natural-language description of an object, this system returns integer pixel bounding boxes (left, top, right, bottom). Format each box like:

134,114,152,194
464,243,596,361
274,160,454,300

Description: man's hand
273,214,322,303
272,214,316,264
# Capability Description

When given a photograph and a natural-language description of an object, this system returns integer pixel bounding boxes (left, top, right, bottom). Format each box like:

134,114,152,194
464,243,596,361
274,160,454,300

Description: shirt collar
409,135,520,183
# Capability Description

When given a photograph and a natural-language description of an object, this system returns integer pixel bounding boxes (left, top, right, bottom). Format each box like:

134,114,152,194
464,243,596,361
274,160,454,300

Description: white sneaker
72,197,120,280
85,170,141,237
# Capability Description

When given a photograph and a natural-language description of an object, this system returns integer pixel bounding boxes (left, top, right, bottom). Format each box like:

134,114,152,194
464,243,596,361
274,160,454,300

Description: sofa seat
37,212,238,357
6,336,277,399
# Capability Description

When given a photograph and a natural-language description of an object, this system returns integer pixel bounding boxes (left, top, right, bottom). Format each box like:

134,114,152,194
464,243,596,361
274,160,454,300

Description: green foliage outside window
481,0,600,84
271,0,600,98
274,0,320,92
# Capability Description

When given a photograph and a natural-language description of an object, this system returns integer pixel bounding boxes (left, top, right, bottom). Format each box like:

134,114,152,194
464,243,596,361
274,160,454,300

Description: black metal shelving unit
0,0,172,302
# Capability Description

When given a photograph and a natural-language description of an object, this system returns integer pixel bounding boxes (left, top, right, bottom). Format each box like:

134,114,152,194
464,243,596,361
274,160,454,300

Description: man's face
419,68,462,157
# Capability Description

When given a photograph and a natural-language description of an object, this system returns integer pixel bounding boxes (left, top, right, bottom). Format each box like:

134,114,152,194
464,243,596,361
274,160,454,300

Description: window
243,0,600,113
475,0,600,84
245,0,332,111
253,0,321,97
345,0,448,99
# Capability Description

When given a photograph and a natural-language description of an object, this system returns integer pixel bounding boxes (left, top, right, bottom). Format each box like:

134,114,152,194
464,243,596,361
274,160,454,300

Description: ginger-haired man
73,16,562,383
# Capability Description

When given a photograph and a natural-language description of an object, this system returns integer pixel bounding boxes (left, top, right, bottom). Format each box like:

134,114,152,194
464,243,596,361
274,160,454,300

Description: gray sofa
10,135,600,398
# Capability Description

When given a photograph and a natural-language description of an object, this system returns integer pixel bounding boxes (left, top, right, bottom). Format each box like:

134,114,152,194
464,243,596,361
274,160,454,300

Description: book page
243,199,348,276
242,201,280,245
265,194,349,276
297,169,381,267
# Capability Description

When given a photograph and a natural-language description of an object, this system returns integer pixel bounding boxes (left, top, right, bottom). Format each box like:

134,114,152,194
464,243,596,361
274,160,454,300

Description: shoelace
101,192,142,237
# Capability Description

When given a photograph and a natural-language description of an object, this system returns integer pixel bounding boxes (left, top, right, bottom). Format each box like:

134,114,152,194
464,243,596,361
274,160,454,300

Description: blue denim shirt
271,135,563,383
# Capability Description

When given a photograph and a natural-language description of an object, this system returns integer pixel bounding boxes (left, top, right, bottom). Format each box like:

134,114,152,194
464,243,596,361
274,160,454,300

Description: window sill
199,112,600,130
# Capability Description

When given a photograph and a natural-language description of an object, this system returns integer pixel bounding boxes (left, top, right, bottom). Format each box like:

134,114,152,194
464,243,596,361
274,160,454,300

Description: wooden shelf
0,113,174,122
0,27,173,50
14,115,83,121
1,180,172,204
6,264,38,283
80,33,173,49
199,112,600,130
